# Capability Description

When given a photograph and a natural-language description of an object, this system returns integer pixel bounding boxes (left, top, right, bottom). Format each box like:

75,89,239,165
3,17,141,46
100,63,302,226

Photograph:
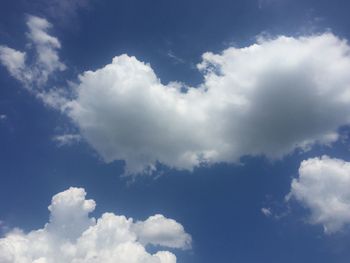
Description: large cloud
68,33,350,174
3,16,350,175
0,187,191,263
288,156,350,233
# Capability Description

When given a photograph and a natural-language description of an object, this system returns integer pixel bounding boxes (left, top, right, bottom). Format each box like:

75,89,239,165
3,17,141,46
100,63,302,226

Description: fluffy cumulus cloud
0,187,191,263
0,15,65,89
288,156,350,233
67,33,350,174
3,16,350,175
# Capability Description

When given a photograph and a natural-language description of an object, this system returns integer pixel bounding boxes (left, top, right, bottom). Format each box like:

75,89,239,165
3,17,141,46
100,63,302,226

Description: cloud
0,15,65,90
133,215,192,249
0,46,27,82
26,15,66,83
0,187,191,262
261,207,272,217
288,156,350,233
167,51,186,64
3,16,350,176
67,33,350,175
53,134,82,146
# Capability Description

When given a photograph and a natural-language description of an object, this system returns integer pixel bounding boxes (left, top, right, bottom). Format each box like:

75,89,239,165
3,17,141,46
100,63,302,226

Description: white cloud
0,187,191,263
167,51,186,64
261,207,272,217
26,15,66,84
53,134,82,146
3,17,350,176
0,46,27,82
133,215,192,249
288,156,350,233
0,15,65,89
67,33,350,175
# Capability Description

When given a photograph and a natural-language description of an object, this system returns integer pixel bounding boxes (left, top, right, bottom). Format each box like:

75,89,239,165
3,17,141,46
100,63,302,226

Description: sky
1,0,350,262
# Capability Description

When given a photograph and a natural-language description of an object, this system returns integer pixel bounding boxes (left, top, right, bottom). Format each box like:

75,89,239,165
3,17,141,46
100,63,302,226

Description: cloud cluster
288,156,350,233
3,16,350,175
0,15,65,89
68,33,350,174
0,187,191,263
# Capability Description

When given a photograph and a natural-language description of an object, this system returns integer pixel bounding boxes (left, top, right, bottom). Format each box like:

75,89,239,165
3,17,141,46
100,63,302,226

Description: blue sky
2,0,350,262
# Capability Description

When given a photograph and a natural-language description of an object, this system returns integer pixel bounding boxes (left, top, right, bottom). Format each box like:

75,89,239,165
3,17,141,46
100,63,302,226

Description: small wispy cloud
53,134,82,146
0,15,66,90
167,50,186,64
261,207,272,217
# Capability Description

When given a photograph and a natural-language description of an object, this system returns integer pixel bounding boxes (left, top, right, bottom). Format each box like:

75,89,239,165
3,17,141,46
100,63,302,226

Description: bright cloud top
288,156,350,233
3,16,350,175
0,15,65,89
68,33,350,174
0,187,191,263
